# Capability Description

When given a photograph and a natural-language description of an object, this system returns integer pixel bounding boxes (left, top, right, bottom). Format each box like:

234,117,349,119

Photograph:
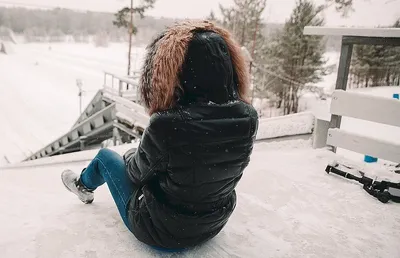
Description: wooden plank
53,141,60,149
327,128,400,163
335,44,353,91
304,26,400,38
313,118,330,149
45,146,53,154
330,90,400,127
72,90,103,127
115,103,150,128
61,136,69,146
342,36,400,46
111,95,147,114
82,123,91,134
104,72,138,87
93,116,105,128
71,103,115,130
329,42,353,144
70,130,79,141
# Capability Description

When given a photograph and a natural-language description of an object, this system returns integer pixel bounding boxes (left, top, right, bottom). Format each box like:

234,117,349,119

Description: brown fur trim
145,20,250,115
140,32,166,112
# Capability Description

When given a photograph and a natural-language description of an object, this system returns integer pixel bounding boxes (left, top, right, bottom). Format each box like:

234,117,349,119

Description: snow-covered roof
304,26,400,38
1,140,400,258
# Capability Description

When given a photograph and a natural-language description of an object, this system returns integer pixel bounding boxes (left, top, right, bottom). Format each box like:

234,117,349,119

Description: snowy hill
1,140,400,258
0,43,145,164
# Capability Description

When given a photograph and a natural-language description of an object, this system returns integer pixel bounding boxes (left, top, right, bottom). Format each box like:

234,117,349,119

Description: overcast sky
1,0,399,26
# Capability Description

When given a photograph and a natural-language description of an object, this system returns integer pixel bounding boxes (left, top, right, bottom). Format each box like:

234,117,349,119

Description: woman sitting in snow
62,20,258,251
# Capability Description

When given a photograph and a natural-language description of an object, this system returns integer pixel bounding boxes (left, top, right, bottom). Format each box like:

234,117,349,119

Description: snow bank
1,143,139,170
256,112,314,140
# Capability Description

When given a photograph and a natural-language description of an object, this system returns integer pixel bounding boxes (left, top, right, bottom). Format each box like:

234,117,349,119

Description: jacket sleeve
123,114,167,186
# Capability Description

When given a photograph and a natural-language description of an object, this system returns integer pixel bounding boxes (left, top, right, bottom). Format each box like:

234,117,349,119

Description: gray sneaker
61,169,94,204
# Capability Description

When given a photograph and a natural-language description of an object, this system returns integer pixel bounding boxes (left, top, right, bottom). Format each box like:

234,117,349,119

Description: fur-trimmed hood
139,20,250,115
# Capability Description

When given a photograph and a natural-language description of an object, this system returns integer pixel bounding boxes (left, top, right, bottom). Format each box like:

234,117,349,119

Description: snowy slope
0,43,145,164
1,140,399,258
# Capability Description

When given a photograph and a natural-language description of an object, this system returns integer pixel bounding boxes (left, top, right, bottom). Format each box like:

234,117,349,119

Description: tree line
210,0,329,115
0,6,344,49
0,6,178,45
1,1,398,115
349,20,400,88
210,0,399,116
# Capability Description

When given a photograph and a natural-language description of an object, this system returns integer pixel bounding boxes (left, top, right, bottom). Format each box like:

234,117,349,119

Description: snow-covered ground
1,140,400,258
0,43,145,163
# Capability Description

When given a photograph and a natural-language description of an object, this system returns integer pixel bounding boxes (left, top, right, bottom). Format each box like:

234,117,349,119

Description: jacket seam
176,107,187,122
141,152,167,183
246,104,257,140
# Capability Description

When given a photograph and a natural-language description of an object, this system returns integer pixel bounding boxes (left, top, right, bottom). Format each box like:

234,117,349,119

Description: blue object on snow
393,93,399,100
364,155,378,163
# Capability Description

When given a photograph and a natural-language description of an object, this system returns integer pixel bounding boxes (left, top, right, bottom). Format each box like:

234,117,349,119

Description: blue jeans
80,148,135,230
80,148,184,253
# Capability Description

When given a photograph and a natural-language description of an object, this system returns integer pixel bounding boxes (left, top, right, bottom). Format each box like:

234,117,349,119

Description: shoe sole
61,173,94,204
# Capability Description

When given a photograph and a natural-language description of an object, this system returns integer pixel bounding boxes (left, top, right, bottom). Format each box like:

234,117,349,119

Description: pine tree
219,0,266,54
113,0,156,75
266,0,327,115
218,0,268,103
113,0,156,29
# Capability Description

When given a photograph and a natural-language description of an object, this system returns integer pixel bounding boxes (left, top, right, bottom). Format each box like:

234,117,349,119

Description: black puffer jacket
124,22,258,249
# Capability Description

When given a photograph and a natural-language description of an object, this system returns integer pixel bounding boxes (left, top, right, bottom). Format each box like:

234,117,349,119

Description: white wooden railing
103,71,140,98
323,90,400,163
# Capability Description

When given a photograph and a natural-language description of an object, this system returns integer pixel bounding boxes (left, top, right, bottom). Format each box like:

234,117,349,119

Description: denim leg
80,148,136,229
